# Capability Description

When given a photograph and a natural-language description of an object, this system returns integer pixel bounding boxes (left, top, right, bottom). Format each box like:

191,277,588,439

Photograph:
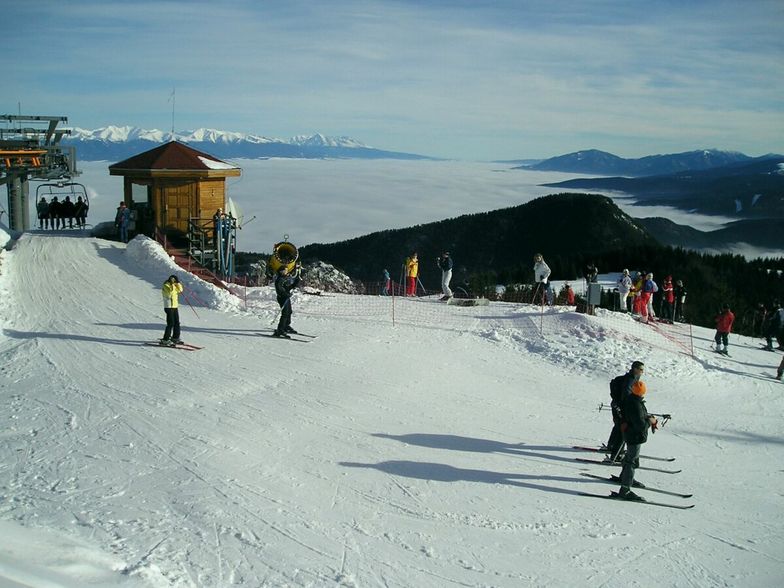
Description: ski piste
144,341,204,351
574,457,681,474
572,445,676,462
579,473,693,499
578,491,694,510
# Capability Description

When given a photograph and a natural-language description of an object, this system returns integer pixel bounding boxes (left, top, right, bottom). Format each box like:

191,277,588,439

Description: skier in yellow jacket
161,275,184,346
405,252,419,296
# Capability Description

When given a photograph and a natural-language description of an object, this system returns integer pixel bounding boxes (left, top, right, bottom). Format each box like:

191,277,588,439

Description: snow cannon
268,240,299,275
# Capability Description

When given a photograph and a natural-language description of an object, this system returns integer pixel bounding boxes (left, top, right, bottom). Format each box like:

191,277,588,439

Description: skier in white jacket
617,269,632,312
533,253,552,304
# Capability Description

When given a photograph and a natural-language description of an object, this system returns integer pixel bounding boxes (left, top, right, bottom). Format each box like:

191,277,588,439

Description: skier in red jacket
714,304,735,355
661,275,675,323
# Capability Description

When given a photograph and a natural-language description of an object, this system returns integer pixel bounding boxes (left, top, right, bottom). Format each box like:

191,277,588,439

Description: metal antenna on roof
168,87,176,140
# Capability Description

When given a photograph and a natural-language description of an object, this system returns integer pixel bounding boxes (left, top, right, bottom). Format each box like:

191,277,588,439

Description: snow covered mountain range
64,126,431,161
70,126,367,148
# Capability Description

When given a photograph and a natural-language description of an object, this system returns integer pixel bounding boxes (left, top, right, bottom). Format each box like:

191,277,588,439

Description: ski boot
617,487,645,501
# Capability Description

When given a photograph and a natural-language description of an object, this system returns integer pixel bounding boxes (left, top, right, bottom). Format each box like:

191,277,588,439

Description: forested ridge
248,193,784,334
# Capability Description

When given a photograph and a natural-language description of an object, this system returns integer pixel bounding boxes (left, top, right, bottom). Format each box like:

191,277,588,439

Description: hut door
163,182,193,235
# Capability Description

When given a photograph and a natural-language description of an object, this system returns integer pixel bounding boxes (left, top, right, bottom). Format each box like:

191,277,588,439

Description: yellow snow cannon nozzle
269,240,299,274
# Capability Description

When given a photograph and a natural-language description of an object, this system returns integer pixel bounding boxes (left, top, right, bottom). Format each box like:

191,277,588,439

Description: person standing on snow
161,275,184,346
605,361,645,460
381,268,391,296
617,269,632,313
674,279,687,322
660,275,675,323
533,253,551,304
638,273,656,323
273,263,301,337
565,283,575,306
584,262,599,284
762,301,784,351
438,251,453,301
631,271,645,316
713,304,735,355
642,273,658,322
617,372,659,501
405,252,419,297
115,201,131,243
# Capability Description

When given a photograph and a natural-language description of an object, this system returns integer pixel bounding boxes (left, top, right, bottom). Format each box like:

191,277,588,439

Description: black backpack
609,374,626,404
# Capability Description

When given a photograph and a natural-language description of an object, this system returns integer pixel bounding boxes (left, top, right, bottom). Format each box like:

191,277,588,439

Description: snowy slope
0,233,782,587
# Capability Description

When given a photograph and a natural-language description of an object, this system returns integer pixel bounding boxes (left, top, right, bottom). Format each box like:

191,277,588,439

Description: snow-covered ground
0,230,782,587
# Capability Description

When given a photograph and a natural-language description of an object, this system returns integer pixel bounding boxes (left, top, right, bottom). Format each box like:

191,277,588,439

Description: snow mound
125,235,243,313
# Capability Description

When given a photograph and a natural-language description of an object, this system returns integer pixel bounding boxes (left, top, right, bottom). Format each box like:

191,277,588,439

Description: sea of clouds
54,159,781,259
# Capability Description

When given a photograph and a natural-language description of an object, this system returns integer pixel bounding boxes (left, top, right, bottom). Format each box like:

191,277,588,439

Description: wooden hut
108,141,241,239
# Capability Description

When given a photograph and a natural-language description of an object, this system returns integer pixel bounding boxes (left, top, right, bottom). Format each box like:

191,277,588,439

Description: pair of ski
572,445,676,464
144,341,204,351
574,446,692,509
261,330,317,343
578,473,694,509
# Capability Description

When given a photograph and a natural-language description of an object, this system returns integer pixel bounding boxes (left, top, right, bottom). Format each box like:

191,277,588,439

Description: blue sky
2,0,783,159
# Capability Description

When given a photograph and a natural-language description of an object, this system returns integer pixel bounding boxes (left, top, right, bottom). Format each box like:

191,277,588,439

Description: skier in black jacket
617,375,659,500
273,263,301,337
605,361,645,459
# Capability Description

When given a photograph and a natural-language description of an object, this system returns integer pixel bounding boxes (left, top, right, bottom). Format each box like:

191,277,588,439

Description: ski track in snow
0,232,782,587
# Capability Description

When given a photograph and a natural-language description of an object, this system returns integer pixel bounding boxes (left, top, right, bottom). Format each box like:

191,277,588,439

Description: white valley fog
63,159,781,259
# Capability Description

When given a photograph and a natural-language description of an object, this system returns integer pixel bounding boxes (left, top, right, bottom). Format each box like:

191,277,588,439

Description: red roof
109,141,236,171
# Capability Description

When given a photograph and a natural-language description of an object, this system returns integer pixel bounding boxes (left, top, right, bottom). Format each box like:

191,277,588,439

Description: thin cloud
3,0,782,159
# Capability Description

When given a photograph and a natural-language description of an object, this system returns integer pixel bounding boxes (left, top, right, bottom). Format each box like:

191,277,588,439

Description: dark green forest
242,193,784,335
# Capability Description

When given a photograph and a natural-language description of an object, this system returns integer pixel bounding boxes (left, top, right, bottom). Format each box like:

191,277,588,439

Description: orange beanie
632,381,647,397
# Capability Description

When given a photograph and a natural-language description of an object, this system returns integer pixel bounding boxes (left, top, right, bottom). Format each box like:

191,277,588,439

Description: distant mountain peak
524,148,757,177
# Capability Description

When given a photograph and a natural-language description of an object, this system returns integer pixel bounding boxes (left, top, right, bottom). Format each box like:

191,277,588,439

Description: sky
1,229,783,586
2,0,783,160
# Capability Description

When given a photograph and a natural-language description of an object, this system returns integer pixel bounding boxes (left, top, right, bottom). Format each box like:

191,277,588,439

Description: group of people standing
158,259,303,344
388,251,454,300
36,196,88,230
616,270,687,323
605,361,660,501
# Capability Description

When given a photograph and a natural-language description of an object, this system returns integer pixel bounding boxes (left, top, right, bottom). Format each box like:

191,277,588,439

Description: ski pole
271,297,291,325
180,289,200,319
610,442,625,463
417,276,426,297
531,282,542,305
649,412,672,427
183,286,209,309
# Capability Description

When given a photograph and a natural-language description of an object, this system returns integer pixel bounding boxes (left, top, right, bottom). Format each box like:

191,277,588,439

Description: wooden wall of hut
198,179,225,219
120,176,227,239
